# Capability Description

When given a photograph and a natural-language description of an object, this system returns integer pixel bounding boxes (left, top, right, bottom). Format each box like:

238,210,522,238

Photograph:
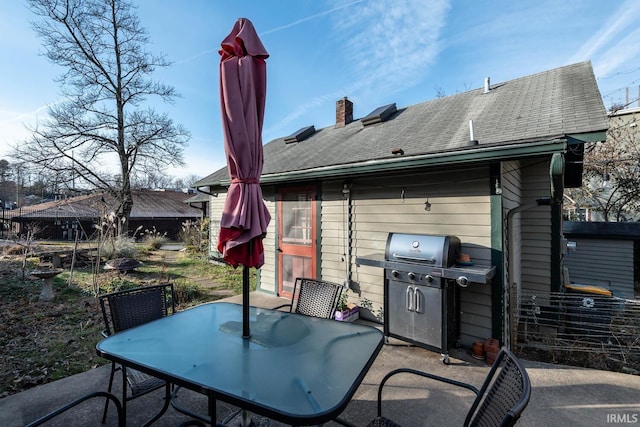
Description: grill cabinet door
412,285,443,349
387,281,413,339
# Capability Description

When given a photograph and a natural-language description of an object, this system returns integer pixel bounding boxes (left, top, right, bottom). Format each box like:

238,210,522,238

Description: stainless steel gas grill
356,233,495,363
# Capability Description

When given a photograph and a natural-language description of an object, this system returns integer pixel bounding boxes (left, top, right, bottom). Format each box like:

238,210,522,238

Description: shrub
100,278,140,294
100,236,137,259
173,280,204,305
140,226,168,250
5,245,25,256
179,219,209,254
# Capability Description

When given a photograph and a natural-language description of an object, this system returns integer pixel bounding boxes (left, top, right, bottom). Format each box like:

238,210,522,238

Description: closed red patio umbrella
217,18,271,338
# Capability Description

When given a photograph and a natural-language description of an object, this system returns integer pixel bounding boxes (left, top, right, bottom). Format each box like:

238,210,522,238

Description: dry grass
0,246,253,398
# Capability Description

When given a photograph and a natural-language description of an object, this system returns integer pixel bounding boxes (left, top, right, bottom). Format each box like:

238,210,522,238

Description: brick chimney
335,97,353,128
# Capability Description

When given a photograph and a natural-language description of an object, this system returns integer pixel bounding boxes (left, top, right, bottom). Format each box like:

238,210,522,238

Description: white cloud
0,105,47,157
595,29,640,79
332,0,450,92
571,0,640,62
570,0,640,72
267,0,451,136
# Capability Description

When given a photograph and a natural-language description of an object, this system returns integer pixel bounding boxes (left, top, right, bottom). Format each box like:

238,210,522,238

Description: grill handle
414,287,421,313
406,286,414,312
392,253,437,264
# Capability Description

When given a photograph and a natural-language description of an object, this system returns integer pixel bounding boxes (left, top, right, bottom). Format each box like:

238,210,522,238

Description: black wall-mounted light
424,198,431,211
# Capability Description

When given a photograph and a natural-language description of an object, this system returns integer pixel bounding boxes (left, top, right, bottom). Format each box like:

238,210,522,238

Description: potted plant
334,291,359,322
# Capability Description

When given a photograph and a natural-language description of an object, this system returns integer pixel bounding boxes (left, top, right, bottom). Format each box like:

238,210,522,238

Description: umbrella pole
242,264,250,338
242,240,253,338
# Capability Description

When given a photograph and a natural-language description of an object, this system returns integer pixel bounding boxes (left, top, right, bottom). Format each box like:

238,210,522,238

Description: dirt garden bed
0,245,252,398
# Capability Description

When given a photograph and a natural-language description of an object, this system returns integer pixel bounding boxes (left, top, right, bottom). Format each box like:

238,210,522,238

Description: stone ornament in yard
31,269,64,301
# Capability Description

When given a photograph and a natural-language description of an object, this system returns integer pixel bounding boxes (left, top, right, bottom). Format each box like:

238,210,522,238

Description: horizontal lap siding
207,189,278,294
521,159,552,295
502,160,522,286
563,238,634,298
208,193,226,258
319,183,351,288
260,188,277,294
501,161,523,345
343,167,493,345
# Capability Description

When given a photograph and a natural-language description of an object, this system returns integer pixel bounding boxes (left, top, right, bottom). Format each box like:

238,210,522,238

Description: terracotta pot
484,338,499,353
486,351,498,365
472,340,485,360
484,338,499,365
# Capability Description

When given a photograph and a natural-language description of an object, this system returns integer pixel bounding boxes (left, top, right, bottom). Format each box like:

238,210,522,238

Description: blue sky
2,0,640,181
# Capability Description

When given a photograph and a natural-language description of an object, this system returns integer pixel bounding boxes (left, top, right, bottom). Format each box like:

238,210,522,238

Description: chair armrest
377,368,480,417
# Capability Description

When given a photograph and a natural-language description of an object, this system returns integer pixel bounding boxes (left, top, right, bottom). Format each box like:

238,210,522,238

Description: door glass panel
282,192,312,245
281,255,313,295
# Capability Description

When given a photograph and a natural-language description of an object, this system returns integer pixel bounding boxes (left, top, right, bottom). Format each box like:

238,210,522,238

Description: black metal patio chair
347,347,531,427
99,283,175,424
273,277,343,319
24,391,124,427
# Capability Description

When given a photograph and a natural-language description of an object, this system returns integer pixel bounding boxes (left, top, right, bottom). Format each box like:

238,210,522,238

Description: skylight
284,125,316,143
361,103,397,126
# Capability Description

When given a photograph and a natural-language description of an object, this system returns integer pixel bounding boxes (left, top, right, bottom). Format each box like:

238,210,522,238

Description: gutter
201,130,605,189
222,138,570,187
196,186,218,196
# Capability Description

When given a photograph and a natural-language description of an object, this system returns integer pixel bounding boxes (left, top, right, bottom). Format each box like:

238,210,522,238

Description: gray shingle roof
197,61,608,188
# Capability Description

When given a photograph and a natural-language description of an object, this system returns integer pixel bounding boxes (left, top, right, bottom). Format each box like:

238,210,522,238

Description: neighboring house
563,221,639,299
9,189,202,240
195,61,608,350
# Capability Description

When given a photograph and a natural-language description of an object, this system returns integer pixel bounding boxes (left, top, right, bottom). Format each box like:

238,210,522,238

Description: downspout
188,202,208,217
504,153,564,351
342,183,353,289
505,197,552,351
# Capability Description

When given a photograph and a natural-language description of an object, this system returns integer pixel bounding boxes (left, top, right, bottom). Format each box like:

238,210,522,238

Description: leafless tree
566,110,640,221
131,169,176,190
174,174,203,189
15,0,190,235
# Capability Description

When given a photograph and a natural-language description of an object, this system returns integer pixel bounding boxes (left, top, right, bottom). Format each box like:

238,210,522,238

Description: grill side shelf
355,255,496,284
440,265,496,284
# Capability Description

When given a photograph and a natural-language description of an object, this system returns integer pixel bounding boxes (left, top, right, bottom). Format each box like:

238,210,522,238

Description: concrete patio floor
2,292,640,426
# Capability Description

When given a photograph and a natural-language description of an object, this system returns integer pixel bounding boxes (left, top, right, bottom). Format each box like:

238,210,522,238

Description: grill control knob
391,270,400,279
425,275,434,283
407,272,417,282
456,276,469,287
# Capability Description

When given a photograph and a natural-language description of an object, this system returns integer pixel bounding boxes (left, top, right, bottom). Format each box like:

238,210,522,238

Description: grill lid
385,233,461,267
385,233,460,267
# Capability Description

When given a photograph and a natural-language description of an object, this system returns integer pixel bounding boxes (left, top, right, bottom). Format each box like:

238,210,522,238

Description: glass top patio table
96,301,384,425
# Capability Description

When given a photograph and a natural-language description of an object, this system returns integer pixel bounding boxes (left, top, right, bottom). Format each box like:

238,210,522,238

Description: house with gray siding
195,61,608,352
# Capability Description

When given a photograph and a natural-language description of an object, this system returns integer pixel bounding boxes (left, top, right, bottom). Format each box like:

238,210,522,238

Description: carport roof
10,190,201,220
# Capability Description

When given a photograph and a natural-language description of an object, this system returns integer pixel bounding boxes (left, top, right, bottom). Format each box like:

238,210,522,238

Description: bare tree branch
15,0,190,234
566,110,640,221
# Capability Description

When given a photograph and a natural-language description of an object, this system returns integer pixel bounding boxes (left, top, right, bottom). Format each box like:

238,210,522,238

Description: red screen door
277,186,317,298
